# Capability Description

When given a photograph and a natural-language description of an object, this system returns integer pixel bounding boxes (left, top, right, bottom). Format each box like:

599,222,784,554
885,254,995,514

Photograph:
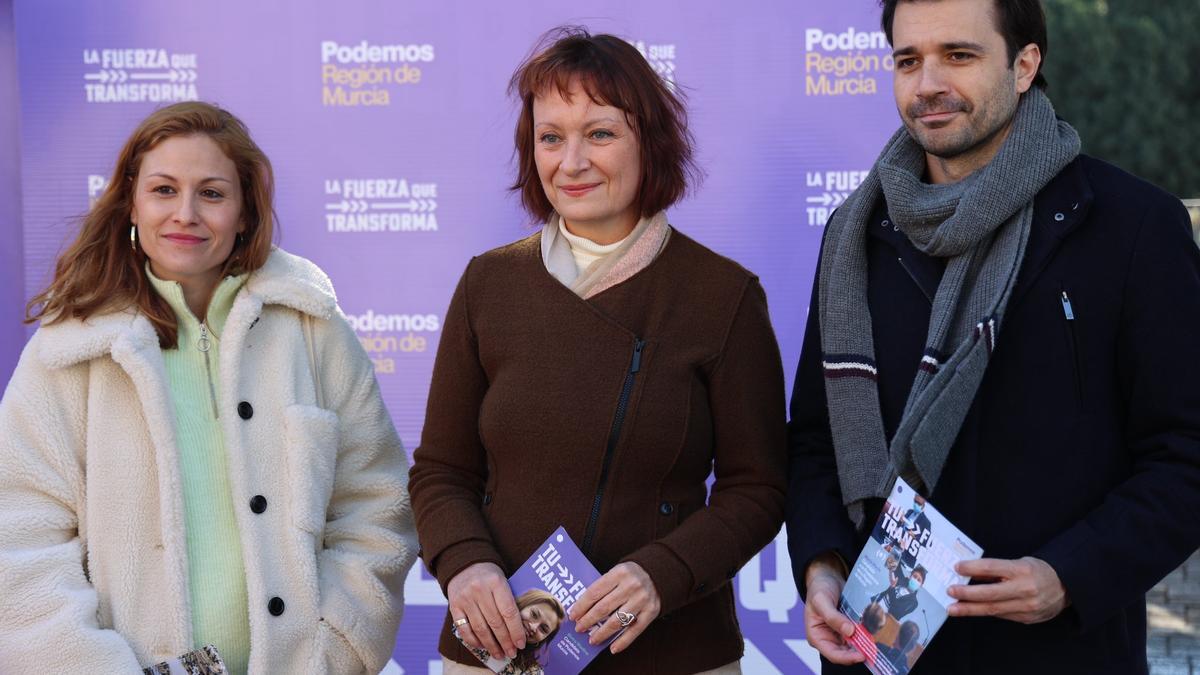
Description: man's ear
1014,43,1042,94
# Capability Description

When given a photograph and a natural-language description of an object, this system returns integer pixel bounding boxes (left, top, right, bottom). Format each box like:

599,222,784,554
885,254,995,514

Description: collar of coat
867,155,1096,309
37,247,337,370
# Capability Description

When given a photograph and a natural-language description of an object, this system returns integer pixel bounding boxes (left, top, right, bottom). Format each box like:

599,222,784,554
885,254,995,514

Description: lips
559,183,600,197
909,98,968,124
162,233,207,244
917,111,959,123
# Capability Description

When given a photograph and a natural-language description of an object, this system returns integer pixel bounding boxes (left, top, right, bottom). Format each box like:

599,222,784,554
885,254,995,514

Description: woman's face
521,601,560,645
532,77,642,244
130,134,244,292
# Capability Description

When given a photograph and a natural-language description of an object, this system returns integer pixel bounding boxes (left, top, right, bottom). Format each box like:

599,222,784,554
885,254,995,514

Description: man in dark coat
785,0,1200,674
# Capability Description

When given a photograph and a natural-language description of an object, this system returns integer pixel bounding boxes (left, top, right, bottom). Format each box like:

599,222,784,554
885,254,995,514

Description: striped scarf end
823,354,879,381
919,347,947,374
972,316,998,356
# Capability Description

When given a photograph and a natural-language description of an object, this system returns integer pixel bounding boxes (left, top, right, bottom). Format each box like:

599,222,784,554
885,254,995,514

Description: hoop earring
129,224,137,252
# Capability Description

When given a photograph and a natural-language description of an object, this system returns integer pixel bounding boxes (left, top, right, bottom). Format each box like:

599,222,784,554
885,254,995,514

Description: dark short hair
508,27,698,223
863,602,888,634
880,0,1049,89
912,565,927,581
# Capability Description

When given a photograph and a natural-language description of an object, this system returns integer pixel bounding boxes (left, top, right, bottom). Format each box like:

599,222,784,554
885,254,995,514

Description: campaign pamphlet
454,526,619,675
141,645,226,675
838,477,983,675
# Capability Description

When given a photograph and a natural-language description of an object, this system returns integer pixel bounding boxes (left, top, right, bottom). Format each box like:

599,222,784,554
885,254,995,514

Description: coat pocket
1059,284,1084,410
283,404,341,536
306,619,364,675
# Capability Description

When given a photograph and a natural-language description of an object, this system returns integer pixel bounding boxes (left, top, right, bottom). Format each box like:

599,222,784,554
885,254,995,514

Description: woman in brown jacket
409,28,787,675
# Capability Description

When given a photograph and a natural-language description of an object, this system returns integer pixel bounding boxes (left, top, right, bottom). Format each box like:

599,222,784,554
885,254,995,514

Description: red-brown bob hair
509,27,699,223
26,101,276,348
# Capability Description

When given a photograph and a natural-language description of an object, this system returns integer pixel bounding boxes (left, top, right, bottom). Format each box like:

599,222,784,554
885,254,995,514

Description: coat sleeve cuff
793,545,856,601
786,505,860,600
429,539,507,594
622,541,697,617
1033,519,1107,634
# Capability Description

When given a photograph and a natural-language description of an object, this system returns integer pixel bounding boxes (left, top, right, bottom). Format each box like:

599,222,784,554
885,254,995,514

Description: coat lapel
107,329,193,649
38,313,196,649
1010,157,1094,308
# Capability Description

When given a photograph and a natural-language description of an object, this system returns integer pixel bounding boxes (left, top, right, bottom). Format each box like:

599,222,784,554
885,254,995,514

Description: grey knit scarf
818,88,1080,526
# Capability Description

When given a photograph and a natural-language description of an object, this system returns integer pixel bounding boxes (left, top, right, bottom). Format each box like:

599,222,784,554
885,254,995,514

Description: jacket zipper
897,256,933,303
198,323,220,419
1060,289,1083,404
581,338,644,555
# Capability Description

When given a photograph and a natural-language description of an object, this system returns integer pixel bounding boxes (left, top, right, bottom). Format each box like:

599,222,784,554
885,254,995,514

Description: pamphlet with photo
838,477,983,675
454,526,619,675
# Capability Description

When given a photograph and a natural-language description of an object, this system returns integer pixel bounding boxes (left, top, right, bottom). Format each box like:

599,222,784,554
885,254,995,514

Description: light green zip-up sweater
148,268,251,675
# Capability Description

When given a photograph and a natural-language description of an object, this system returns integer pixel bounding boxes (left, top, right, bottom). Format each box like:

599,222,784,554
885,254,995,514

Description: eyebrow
893,41,988,57
534,116,624,129
145,172,234,184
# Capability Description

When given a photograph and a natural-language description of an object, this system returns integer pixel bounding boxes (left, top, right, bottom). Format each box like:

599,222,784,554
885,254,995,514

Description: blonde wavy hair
513,589,565,669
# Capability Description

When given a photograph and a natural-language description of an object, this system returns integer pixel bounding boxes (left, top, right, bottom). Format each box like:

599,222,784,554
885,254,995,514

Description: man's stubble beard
904,85,1019,161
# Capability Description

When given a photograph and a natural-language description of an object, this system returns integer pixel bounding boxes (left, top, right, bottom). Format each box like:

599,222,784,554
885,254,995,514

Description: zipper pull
630,339,644,373
198,322,220,419
1061,291,1075,321
198,323,212,352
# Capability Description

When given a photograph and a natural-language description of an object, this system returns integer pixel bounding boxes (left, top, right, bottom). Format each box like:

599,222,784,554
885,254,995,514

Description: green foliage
1042,0,1199,198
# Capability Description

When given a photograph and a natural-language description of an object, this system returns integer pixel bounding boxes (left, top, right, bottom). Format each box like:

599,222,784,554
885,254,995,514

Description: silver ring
615,610,637,627
453,617,469,628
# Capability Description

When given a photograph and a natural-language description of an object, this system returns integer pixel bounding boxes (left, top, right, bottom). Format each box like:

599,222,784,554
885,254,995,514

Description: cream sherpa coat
0,249,416,674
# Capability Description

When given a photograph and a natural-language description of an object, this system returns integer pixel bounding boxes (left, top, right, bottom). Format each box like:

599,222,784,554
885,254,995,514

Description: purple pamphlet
455,526,617,674
838,478,983,675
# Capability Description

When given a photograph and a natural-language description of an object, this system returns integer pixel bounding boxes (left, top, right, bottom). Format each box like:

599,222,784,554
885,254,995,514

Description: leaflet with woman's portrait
453,526,619,675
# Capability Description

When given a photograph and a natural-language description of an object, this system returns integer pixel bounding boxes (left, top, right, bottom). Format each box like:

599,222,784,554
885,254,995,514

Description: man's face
891,0,1033,160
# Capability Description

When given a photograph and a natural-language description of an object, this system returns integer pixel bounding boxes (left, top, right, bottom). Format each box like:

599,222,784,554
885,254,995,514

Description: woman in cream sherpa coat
0,103,416,674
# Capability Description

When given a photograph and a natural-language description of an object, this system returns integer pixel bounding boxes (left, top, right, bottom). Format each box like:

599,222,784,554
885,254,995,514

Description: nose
173,192,199,224
915,61,949,99
559,136,590,176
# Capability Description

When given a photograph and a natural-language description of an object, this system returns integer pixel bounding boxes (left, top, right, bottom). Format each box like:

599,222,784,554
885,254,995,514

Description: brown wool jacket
409,229,787,674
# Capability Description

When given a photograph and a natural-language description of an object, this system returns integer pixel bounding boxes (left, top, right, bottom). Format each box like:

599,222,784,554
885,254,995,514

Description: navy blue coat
787,155,1200,674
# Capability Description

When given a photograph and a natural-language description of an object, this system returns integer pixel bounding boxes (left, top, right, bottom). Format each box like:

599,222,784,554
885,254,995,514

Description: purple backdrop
0,0,22,386
5,1,899,672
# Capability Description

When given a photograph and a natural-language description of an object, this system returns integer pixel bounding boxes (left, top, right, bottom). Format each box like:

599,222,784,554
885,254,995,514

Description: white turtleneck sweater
558,219,629,275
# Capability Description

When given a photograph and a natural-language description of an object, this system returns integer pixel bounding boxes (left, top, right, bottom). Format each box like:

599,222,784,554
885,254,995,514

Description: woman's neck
150,263,218,321
180,283,215,323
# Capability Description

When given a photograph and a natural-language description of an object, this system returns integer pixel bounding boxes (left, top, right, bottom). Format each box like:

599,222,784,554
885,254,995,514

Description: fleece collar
37,247,337,369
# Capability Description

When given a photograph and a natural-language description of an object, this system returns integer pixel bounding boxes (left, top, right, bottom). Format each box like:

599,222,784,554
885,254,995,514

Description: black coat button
250,495,267,514
237,401,254,420
658,502,674,516
268,597,285,616
482,493,492,506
